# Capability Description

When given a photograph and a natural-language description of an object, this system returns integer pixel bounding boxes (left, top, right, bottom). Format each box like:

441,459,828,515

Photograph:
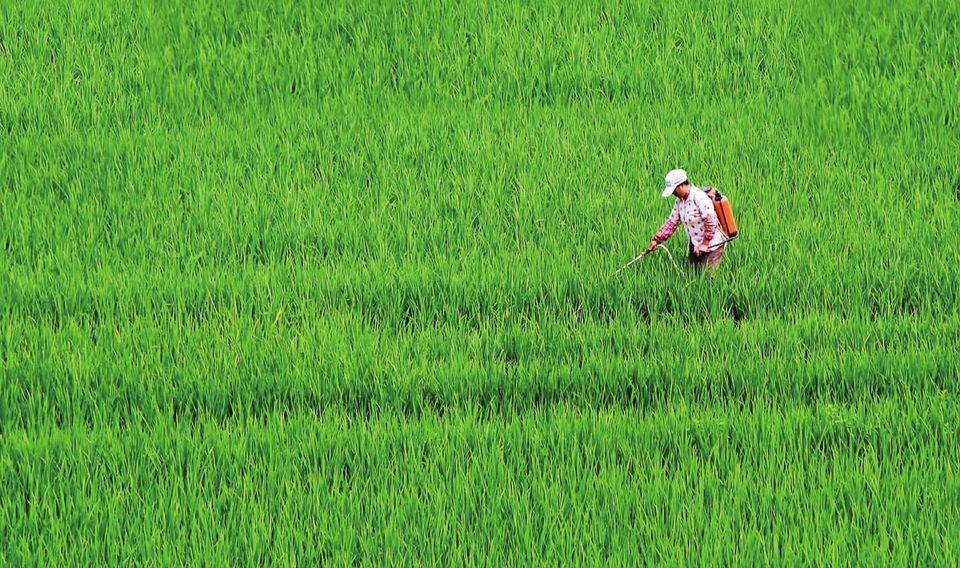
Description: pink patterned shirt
654,186,725,249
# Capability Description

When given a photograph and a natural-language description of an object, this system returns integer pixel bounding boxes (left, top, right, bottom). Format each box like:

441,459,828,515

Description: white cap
662,169,688,198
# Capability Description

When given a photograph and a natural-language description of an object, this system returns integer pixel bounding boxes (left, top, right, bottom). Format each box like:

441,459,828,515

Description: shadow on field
727,301,746,326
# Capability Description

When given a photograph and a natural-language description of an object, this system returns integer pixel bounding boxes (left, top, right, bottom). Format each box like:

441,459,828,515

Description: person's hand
646,240,658,254
695,242,709,255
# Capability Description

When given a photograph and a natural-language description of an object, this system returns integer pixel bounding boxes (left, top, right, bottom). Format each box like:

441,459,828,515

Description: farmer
646,169,727,273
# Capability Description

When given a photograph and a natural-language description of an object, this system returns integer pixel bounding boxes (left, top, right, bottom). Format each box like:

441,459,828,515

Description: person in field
646,168,727,273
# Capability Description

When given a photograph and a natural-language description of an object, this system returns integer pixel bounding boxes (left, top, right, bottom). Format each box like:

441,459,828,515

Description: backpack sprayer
614,185,739,274
703,186,738,250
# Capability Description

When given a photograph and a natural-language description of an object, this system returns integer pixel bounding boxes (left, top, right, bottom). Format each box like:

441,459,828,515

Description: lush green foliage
2,0,958,563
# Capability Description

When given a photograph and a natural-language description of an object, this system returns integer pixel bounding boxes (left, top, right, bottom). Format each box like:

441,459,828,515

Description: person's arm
650,202,681,249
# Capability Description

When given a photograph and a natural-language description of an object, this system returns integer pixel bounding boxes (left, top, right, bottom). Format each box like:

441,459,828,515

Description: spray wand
614,243,681,275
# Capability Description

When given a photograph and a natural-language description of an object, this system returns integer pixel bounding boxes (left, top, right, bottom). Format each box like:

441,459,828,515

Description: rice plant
1,0,958,563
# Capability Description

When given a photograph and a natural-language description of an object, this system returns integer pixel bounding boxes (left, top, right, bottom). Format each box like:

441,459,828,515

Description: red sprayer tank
703,186,738,238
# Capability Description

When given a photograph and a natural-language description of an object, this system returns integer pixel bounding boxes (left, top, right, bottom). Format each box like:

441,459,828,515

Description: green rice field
2,0,959,563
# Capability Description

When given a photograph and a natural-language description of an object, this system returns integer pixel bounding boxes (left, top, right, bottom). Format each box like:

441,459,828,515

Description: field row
3,310,957,428
3,399,957,565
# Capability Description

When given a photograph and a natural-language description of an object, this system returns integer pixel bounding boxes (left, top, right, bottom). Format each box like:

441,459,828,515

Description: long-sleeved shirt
653,186,725,249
